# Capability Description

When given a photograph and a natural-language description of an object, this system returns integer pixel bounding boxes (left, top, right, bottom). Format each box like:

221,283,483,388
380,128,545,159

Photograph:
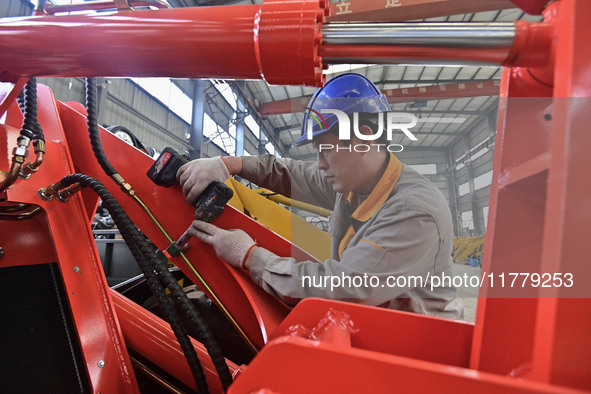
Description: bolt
544,113,552,121
73,266,80,272
97,360,105,368
0,247,4,258
38,188,54,201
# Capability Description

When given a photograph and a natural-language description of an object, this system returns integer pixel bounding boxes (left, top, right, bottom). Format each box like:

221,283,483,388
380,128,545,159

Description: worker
178,73,464,320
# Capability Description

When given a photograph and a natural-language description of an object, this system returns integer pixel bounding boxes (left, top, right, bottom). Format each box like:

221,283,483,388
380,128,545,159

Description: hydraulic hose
1,78,45,189
17,78,46,179
149,245,233,390
20,78,38,141
83,77,234,390
85,78,119,179
59,174,210,393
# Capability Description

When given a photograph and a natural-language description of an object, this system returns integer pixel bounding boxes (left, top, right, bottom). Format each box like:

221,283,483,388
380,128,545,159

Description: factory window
408,164,437,175
456,162,465,171
131,78,192,124
459,182,470,196
474,170,493,191
483,206,489,229
212,82,237,111
266,142,275,155
203,113,218,138
461,211,474,230
245,115,260,139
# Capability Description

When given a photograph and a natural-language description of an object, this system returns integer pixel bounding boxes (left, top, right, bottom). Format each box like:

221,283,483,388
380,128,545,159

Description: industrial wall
37,77,193,154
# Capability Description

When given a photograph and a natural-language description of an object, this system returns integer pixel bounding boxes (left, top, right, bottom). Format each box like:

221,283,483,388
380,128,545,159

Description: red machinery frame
1,0,590,392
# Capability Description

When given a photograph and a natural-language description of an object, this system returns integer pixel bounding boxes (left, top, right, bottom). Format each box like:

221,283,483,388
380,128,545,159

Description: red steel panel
2,91,138,393
229,338,579,393
56,90,314,349
531,0,591,389
271,299,474,368
111,289,241,392
508,0,550,14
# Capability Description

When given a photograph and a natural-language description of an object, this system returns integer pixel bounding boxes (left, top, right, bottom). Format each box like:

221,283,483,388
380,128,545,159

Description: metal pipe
38,180,62,200
262,191,331,218
20,150,44,179
57,182,83,202
323,23,516,47
0,136,29,191
321,21,552,67
0,160,23,191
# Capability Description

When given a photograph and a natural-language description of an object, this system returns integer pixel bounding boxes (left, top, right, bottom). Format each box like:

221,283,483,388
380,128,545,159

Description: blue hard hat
293,73,390,147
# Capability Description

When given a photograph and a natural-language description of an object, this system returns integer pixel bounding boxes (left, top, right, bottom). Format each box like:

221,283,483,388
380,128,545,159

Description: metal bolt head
38,188,54,201
13,146,28,157
0,247,4,258
97,360,105,368
73,266,80,272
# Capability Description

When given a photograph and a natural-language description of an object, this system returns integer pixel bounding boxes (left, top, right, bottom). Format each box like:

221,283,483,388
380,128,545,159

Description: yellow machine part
225,178,332,262
453,236,485,263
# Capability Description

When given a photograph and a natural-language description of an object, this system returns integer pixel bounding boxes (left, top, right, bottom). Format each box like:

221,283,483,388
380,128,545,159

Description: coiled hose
85,78,117,178
84,78,233,390
19,78,44,141
60,174,210,393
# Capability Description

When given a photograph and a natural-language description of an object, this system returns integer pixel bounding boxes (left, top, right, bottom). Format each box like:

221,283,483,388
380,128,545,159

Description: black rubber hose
18,79,44,142
20,78,39,140
17,91,25,113
59,174,210,393
83,78,233,390
85,78,117,177
136,237,233,390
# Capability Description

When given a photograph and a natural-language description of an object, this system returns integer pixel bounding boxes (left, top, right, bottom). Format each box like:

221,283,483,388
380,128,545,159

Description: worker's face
313,132,362,193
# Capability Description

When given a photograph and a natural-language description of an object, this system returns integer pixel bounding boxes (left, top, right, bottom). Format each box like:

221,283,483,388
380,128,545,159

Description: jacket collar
344,152,402,223
337,153,402,259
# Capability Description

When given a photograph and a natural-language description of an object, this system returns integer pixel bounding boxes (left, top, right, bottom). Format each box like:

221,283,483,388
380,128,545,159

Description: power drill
147,147,234,255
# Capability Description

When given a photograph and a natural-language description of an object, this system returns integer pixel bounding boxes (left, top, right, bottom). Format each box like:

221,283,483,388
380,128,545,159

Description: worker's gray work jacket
240,153,464,320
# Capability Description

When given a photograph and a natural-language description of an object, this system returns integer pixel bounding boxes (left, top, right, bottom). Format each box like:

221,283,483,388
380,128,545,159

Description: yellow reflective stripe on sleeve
359,239,386,253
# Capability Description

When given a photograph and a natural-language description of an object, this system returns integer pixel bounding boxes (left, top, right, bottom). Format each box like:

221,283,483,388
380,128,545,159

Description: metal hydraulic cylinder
0,0,328,86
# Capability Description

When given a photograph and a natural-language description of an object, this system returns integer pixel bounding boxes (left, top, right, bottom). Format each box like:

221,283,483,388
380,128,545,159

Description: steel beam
235,83,246,156
258,80,501,116
189,79,205,159
230,81,288,158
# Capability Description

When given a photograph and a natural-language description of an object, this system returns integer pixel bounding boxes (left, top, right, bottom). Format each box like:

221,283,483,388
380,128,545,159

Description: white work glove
187,220,257,269
177,156,230,205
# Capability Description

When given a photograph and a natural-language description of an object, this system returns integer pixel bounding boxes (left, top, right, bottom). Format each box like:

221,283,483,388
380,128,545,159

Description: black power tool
147,147,234,255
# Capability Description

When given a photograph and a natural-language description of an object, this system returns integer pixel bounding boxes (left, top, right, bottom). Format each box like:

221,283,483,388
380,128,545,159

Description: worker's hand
177,156,230,205
187,220,256,269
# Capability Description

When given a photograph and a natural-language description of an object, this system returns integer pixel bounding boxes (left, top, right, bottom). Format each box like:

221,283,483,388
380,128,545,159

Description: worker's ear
356,125,374,139
351,125,374,153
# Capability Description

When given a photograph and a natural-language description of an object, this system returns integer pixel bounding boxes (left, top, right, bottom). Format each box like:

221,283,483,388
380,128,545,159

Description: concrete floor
451,262,481,323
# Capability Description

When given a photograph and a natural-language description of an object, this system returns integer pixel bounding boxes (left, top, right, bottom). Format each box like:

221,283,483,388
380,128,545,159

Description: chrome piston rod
321,22,517,66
